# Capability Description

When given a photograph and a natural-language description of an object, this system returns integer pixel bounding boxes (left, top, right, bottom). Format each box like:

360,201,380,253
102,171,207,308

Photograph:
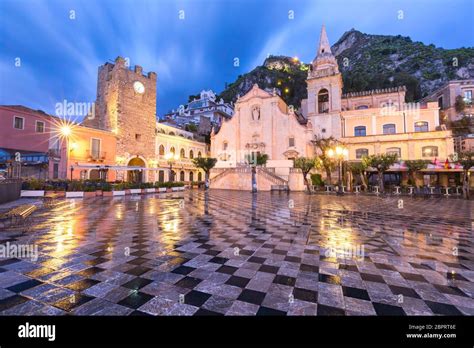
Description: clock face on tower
133,81,145,94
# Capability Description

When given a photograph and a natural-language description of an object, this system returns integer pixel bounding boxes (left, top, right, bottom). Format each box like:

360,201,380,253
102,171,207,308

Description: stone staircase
257,168,289,191
210,166,289,191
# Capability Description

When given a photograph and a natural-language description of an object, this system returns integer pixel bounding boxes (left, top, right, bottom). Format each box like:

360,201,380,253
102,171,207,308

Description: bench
0,204,37,231
43,192,60,208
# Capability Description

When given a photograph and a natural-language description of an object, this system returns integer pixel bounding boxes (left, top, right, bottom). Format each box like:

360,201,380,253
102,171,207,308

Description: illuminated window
422,146,438,157
180,148,185,158
386,147,401,157
414,121,428,132
159,145,165,156
189,150,194,159
35,121,45,133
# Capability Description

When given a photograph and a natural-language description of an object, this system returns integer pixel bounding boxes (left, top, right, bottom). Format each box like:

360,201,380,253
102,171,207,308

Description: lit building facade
211,25,459,190
422,79,474,122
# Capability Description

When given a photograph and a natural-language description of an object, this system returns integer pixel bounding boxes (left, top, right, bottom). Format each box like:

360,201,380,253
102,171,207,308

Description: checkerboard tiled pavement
0,191,473,316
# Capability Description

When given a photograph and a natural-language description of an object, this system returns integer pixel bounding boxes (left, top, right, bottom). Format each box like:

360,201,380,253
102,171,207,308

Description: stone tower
306,25,343,138
84,56,157,170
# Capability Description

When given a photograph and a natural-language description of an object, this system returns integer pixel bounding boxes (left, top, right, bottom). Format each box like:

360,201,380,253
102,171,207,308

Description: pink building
0,105,60,179
0,105,117,181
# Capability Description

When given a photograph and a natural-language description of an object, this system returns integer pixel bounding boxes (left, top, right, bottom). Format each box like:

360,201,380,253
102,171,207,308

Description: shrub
22,179,45,190
67,181,84,192
102,183,112,192
310,173,325,186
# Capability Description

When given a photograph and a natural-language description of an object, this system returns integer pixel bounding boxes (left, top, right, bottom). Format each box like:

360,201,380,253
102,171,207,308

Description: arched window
356,105,369,110
386,147,401,157
198,151,202,158
180,171,185,181
168,132,175,136
223,141,228,151
354,126,366,137
170,147,175,155
198,172,202,181
189,172,194,182
414,121,429,132
422,146,438,157
158,170,165,182
189,150,194,159
159,145,165,156
180,148,185,158
318,89,329,114
355,148,369,159
383,124,396,135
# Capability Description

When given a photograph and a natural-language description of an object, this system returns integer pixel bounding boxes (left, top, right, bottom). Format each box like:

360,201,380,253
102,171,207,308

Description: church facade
210,26,455,191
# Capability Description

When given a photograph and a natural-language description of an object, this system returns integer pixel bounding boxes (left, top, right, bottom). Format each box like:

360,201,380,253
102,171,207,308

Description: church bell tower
306,25,343,138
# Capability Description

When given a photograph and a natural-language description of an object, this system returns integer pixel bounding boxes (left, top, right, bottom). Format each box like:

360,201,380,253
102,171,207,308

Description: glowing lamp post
327,145,348,196
59,125,75,180
165,153,179,182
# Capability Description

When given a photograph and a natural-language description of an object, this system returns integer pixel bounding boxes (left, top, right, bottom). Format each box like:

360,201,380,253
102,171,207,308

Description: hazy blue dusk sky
1,0,473,118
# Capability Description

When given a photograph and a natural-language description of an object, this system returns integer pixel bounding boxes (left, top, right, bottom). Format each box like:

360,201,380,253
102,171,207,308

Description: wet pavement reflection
0,190,473,315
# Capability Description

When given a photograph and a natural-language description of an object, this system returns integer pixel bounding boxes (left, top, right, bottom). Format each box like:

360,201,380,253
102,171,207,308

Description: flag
444,158,450,169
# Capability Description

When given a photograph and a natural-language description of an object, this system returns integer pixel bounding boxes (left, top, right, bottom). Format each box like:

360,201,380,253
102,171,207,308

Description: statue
251,105,260,121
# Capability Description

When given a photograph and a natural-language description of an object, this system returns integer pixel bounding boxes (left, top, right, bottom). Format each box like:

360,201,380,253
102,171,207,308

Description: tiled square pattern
0,191,473,316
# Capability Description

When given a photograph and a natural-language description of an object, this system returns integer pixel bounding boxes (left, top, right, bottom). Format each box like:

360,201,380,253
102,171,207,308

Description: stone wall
84,57,157,167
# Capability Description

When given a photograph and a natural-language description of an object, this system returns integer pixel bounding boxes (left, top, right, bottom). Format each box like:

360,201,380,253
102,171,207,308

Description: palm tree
192,157,217,190
294,157,317,193
451,151,474,199
405,160,429,187
363,154,398,193
312,136,338,184
348,161,368,191
246,153,268,192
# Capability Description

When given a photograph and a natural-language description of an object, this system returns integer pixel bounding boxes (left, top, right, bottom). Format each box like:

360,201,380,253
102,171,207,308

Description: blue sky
1,0,473,119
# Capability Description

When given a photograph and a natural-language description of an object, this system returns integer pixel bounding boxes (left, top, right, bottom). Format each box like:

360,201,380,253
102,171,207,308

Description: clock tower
84,56,157,177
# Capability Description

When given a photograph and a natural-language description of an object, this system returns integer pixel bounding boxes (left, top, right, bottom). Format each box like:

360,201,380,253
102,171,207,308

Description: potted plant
66,181,84,198
102,183,113,197
21,179,45,197
83,185,96,198
129,182,142,195
142,182,155,194
112,183,126,196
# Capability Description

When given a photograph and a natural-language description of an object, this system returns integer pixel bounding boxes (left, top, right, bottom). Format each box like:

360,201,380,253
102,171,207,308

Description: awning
70,164,169,171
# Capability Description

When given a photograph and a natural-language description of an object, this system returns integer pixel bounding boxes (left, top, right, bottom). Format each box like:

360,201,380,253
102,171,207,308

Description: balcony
86,150,107,162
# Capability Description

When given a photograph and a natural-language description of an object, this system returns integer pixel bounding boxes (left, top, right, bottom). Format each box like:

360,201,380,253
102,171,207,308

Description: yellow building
155,123,208,183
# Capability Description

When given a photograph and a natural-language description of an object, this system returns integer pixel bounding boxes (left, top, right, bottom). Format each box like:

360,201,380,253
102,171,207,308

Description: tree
363,154,398,193
192,157,217,190
294,157,317,193
404,160,429,187
348,161,368,190
312,136,338,184
455,95,466,113
249,153,268,192
451,151,474,199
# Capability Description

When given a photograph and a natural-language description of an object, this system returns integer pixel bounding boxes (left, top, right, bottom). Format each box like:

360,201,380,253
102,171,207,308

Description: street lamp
59,125,74,180
327,145,348,196
165,153,179,182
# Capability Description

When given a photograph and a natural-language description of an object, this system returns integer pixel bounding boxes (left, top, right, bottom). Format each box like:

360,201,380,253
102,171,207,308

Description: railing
257,167,288,185
86,150,107,162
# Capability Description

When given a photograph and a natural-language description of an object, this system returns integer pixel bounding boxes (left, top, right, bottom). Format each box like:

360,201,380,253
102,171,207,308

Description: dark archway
128,157,146,183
